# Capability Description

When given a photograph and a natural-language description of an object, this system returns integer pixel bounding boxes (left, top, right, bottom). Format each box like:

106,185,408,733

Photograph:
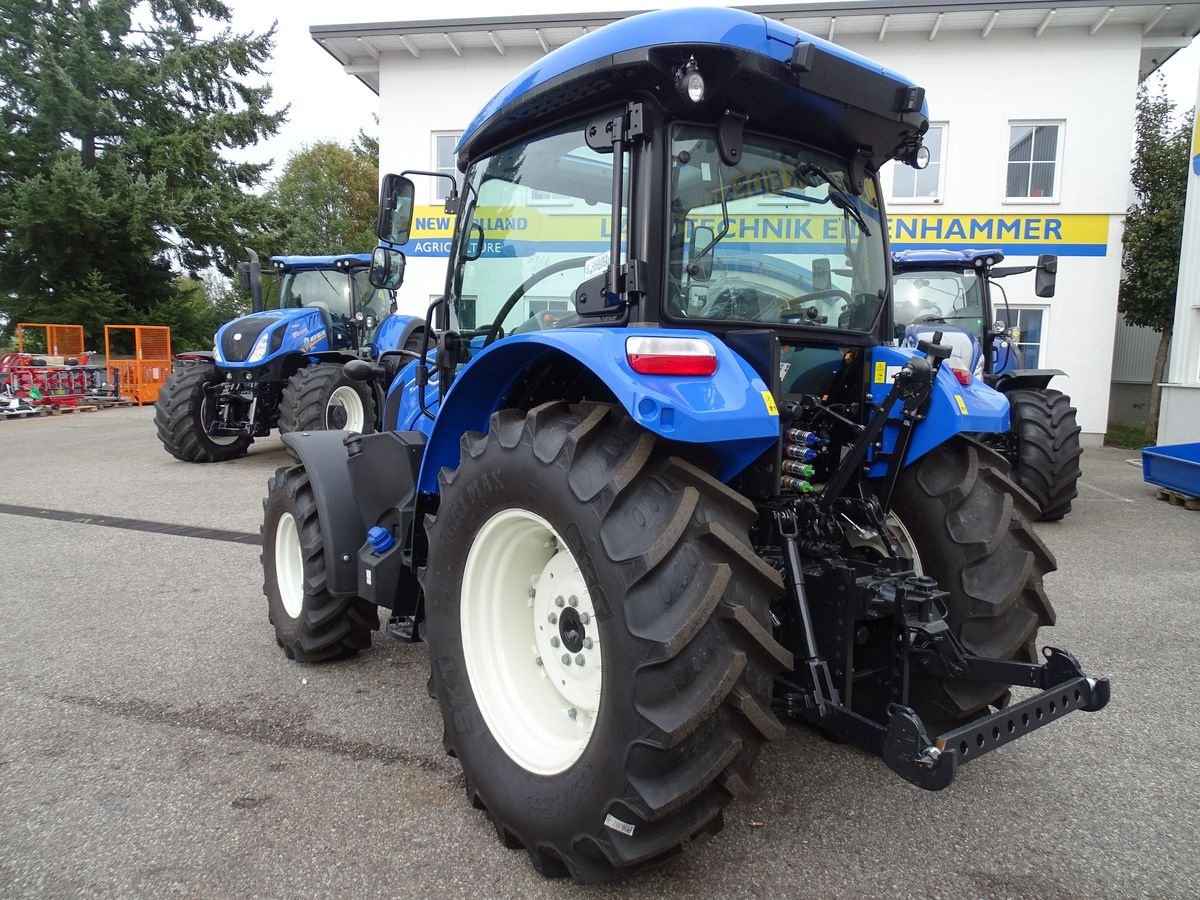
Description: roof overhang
313,1,1200,94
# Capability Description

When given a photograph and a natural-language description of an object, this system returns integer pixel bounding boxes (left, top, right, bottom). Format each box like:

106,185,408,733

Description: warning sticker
761,391,779,415
874,361,887,383
954,395,968,415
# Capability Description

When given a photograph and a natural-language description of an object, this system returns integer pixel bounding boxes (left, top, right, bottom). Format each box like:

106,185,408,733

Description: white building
313,1,1200,445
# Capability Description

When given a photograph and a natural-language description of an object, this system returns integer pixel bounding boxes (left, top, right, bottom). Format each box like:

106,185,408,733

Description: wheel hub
558,606,585,653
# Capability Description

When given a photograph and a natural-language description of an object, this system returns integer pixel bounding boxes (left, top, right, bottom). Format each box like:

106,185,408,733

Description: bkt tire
887,438,1056,723
423,402,790,882
279,364,373,436
154,363,252,462
1007,388,1083,522
261,466,378,662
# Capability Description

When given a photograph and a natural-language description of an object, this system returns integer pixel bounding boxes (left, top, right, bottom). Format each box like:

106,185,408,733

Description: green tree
0,0,285,346
271,140,379,256
1119,76,1190,440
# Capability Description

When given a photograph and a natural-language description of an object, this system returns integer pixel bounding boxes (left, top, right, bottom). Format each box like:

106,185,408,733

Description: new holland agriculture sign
400,206,1110,258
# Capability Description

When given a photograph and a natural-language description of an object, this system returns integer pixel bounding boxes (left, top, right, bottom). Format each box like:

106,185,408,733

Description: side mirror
1035,254,1057,298
687,225,715,282
369,246,407,291
377,174,416,245
812,258,832,293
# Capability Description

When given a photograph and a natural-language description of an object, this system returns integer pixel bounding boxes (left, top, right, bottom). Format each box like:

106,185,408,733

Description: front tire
423,402,790,882
885,438,1056,724
261,466,379,662
279,364,374,436
154,363,253,462
1006,388,1082,521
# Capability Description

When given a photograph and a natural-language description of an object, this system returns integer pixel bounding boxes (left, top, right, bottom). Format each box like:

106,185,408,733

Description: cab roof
457,6,928,172
270,254,372,271
892,248,1006,271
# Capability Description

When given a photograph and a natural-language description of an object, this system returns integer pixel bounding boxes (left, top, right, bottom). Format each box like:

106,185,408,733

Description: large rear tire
261,466,379,662
154,363,253,462
1006,388,1082,521
423,402,790,882
279,364,374,436
885,438,1056,724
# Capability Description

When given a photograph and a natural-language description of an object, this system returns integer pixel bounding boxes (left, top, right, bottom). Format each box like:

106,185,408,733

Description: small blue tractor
155,251,423,462
259,8,1109,881
892,249,1082,520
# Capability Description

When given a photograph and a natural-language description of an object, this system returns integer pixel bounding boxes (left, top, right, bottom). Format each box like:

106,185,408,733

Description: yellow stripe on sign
954,395,968,415
762,391,779,415
874,361,887,384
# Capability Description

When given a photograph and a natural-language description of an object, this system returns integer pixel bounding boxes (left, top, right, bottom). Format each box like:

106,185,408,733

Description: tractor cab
273,254,391,350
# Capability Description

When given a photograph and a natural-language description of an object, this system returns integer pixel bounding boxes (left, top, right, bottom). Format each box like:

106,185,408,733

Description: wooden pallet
0,407,46,420
1155,488,1200,511
44,404,99,416
90,397,135,408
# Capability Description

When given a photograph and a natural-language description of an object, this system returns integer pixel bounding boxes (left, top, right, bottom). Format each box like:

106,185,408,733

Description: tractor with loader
259,7,1109,882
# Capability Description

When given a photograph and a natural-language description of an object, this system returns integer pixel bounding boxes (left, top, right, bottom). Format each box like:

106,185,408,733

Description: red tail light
944,356,972,386
626,336,718,376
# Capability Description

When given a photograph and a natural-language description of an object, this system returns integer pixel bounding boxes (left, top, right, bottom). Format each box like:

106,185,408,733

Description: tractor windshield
892,269,986,338
279,269,354,321
667,125,888,332
449,119,626,334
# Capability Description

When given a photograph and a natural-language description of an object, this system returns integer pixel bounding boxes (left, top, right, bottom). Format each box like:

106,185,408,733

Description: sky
224,0,1200,180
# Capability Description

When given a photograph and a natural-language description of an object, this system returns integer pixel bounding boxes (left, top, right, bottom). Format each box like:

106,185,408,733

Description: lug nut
561,654,571,665
568,595,578,607
554,595,565,607
547,612,557,624
535,656,543,667
575,654,585,666
583,638,593,650
580,612,590,624
550,637,560,648
567,708,577,720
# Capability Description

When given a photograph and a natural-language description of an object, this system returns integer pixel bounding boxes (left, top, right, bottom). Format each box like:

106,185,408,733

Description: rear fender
372,313,425,356
991,368,1065,392
868,345,1010,476
417,328,780,493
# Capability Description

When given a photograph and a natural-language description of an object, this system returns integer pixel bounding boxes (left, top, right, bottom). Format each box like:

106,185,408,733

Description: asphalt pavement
1,407,1197,898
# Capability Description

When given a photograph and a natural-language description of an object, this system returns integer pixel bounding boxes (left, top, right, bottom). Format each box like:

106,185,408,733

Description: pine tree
0,0,286,343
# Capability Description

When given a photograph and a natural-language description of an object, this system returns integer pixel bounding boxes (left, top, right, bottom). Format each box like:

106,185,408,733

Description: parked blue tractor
893,248,1082,519
155,252,424,462
259,8,1109,881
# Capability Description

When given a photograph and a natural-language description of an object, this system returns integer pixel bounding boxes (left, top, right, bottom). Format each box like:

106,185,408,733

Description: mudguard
416,328,780,493
868,345,1010,477
279,430,364,597
991,368,1065,392
371,313,425,356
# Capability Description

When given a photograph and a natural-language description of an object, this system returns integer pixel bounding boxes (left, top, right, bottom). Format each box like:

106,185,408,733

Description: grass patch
1105,423,1151,449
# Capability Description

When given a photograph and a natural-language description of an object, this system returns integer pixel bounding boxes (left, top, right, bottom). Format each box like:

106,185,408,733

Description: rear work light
626,336,718,376
944,355,972,386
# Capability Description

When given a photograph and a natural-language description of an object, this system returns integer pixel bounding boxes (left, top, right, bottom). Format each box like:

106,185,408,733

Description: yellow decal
954,395,968,415
874,361,887,384
761,391,779,415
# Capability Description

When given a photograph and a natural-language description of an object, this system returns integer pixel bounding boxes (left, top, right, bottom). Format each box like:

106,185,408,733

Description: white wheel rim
326,386,365,432
460,508,602,775
200,395,239,445
275,511,305,619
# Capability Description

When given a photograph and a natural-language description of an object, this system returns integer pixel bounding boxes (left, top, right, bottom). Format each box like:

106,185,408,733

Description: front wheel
278,364,374,436
423,402,789,882
1006,388,1082,521
154,363,253,462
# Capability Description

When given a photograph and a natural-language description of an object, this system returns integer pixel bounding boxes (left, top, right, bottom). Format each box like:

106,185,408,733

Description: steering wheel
779,288,852,323
484,256,593,347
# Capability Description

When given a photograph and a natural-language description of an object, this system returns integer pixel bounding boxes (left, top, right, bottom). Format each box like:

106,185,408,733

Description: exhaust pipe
238,248,265,313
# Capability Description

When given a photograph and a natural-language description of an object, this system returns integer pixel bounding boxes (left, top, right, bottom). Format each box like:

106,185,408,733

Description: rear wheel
154,363,253,462
884,438,1056,724
279,364,373,436
423,402,789,882
1006,388,1082,521
261,466,379,662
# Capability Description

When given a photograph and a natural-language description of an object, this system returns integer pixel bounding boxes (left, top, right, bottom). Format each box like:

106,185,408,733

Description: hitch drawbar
883,648,1110,791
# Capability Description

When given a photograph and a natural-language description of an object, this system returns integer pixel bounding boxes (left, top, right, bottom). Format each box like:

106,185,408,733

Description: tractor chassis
203,379,278,438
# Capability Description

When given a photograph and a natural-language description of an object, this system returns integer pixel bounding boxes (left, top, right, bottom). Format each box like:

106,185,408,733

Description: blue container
1142,442,1200,497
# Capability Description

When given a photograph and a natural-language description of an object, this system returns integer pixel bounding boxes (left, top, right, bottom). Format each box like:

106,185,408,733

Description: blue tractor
892,249,1082,520
259,8,1109,881
155,252,424,462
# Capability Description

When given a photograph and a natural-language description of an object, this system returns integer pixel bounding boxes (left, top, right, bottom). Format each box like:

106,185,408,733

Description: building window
1006,123,1061,201
892,123,946,202
1008,307,1046,367
432,132,462,201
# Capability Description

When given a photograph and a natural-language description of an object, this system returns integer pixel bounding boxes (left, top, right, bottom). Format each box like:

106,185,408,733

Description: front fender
372,313,425,356
992,368,1065,392
417,328,780,492
868,345,1010,476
